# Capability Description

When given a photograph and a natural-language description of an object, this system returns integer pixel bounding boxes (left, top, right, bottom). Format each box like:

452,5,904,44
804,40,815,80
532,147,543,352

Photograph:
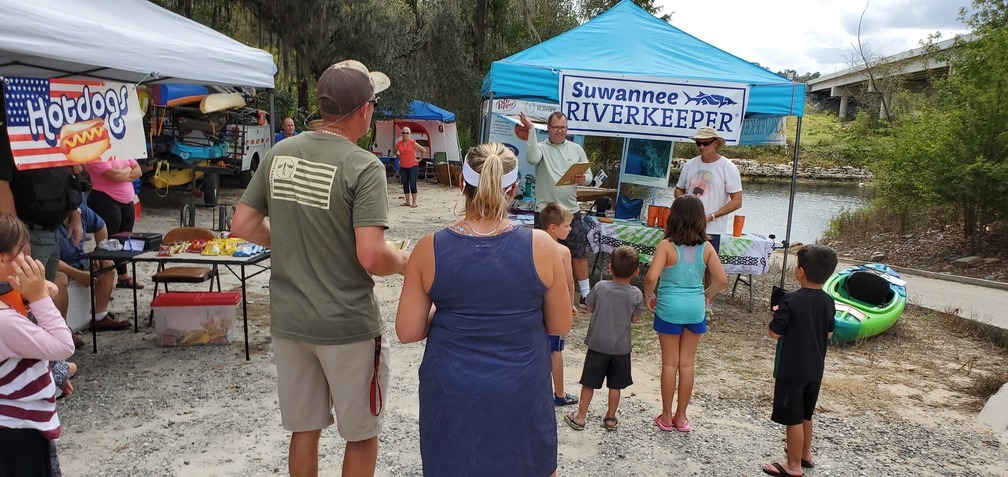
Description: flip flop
784,447,815,468
602,417,619,430
410,204,418,208
673,416,691,432
563,411,585,431
653,415,675,432
399,203,410,207
762,462,802,477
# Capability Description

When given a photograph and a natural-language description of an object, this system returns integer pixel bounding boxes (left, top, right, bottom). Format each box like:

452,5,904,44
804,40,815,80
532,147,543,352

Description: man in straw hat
674,126,743,237
232,59,409,476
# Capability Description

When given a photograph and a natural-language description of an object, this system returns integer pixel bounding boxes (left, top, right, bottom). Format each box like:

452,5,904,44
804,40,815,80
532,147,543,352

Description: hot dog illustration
59,118,111,163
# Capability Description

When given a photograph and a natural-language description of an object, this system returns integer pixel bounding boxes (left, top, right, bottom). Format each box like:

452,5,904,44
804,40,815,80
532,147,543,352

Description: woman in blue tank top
643,195,727,433
396,143,573,476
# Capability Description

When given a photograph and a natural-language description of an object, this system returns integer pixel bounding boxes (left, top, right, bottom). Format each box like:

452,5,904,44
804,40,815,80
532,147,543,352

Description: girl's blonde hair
0,214,29,256
464,143,518,220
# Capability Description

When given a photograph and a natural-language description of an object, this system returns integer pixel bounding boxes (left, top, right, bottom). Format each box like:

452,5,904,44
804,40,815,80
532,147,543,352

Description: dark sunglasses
695,139,716,147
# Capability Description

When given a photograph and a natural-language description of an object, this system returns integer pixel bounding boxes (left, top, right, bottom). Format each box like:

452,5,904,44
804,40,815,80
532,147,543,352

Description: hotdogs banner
3,76,147,170
559,70,749,144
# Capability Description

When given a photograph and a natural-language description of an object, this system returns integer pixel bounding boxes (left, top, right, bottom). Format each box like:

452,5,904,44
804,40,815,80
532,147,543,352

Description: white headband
462,158,519,189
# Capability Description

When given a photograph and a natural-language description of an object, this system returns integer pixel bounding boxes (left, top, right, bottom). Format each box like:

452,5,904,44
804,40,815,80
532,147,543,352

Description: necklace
315,128,350,142
460,217,505,237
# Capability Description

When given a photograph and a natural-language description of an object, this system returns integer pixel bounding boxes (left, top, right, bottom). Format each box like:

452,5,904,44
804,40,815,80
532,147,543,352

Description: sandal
602,416,619,430
672,416,691,432
116,277,145,289
563,411,585,431
654,415,675,432
553,392,578,406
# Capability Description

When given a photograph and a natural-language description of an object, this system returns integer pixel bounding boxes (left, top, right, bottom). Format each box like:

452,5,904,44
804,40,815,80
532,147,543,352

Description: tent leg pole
480,94,493,143
269,90,276,146
779,116,803,288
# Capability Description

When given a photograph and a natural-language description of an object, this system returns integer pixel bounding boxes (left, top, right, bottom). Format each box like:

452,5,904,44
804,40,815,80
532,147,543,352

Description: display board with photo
620,138,673,188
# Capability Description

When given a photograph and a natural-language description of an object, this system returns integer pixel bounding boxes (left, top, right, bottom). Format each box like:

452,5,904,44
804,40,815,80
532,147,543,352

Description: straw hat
690,127,725,147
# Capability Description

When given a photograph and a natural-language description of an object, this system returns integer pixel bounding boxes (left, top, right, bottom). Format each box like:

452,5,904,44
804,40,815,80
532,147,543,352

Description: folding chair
149,227,221,324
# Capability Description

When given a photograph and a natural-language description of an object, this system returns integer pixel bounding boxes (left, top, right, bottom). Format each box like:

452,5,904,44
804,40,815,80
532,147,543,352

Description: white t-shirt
675,155,743,234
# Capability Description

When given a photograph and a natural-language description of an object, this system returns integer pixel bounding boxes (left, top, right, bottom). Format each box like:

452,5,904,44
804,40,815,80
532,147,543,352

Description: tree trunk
472,0,487,71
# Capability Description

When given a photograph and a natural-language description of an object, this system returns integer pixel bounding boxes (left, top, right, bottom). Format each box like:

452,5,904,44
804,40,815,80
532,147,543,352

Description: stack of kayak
823,263,908,344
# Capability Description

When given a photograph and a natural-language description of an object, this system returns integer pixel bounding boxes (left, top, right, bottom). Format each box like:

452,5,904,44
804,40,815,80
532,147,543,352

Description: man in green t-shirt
232,60,409,476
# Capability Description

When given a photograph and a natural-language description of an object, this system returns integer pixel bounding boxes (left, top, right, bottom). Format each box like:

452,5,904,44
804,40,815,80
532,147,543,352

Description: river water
734,181,874,245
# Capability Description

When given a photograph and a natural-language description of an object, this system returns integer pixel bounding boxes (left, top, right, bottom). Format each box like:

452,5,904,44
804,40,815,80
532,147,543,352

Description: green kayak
824,263,907,344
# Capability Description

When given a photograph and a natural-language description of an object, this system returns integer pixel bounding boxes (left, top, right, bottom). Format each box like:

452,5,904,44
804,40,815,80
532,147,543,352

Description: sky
653,0,974,75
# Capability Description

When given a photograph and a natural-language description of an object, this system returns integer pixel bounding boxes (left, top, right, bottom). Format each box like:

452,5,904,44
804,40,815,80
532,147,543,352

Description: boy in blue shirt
54,203,129,333
763,245,837,477
563,246,643,431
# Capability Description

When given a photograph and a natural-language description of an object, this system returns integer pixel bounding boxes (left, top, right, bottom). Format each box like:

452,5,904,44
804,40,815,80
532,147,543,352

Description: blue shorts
548,335,565,352
652,316,707,335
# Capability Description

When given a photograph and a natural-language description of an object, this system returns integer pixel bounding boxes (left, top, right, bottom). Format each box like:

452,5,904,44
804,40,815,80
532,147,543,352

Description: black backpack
11,166,83,227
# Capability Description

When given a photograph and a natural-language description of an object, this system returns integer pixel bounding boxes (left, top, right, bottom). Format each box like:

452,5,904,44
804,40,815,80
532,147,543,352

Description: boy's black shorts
771,379,821,426
579,348,632,390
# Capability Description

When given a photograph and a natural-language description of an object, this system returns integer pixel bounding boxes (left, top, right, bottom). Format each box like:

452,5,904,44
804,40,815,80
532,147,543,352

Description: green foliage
869,1,1008,251
578,0,670,21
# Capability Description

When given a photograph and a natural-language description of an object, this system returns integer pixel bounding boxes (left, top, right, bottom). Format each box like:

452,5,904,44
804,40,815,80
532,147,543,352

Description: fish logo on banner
3,76,147,170
559,70,749,144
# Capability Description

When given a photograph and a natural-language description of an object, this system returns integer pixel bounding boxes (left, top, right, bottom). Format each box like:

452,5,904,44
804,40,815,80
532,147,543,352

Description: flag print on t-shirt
268,155,337,210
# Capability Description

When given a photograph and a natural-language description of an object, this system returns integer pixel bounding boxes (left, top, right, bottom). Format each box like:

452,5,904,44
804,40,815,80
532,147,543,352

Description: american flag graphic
269,155,337,210
3,76,145,171
4,77,100,170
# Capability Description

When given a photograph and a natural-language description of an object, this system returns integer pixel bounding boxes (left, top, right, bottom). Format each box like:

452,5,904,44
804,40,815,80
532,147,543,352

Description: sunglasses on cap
695,139,716,147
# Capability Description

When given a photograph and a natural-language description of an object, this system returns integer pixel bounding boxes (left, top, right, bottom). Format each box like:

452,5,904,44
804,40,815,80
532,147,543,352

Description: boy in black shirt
763,245,837,477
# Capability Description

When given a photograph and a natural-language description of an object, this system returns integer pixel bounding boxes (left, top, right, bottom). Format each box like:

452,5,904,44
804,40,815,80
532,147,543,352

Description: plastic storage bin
151,292,240,347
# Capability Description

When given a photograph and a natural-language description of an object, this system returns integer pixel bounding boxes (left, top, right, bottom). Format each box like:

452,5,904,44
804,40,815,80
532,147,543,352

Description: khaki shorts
272,335,390,442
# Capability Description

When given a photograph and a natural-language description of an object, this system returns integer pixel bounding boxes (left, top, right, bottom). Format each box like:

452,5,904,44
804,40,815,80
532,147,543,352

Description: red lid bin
150,292,241,347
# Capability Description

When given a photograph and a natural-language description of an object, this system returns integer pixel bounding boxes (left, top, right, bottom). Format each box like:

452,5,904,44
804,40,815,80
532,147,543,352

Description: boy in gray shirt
563,246,643,431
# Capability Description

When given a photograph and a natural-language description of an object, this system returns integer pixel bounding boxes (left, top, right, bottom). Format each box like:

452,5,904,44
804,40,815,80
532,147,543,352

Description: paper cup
733,215,745,237
647,205,660,227
658,207,670,229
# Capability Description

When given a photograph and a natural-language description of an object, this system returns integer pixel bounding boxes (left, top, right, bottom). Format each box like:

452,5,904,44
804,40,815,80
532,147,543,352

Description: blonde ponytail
464,143,518,220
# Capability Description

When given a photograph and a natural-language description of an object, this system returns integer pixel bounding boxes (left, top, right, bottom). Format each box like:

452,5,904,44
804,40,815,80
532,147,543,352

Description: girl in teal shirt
644,195,727,433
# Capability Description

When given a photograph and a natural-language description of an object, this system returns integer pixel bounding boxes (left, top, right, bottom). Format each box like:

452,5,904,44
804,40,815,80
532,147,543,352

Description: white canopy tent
0,0,276,88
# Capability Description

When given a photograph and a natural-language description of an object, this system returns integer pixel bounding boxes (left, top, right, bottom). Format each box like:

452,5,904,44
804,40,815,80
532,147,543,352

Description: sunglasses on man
695,139,716,147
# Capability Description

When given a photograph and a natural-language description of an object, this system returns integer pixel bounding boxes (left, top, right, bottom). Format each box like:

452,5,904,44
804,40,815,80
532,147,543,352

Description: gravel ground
55,178,1008,476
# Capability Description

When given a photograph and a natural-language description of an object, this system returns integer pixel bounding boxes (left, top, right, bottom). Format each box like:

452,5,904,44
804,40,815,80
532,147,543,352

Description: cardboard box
151,292,240,346
435,163,462,186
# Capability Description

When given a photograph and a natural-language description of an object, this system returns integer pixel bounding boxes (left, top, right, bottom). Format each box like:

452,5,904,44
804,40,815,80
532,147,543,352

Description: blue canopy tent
480,0,807,285
372,100,462,182
388,100,456,122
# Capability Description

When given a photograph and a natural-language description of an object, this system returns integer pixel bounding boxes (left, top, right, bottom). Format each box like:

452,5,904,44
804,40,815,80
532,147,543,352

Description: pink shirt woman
83,158,144,288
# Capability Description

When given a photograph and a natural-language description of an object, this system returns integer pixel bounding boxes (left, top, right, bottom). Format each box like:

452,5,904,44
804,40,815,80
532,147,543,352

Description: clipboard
555,162,591,186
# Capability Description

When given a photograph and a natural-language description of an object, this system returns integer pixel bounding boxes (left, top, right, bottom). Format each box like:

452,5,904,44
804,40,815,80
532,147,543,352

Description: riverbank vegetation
824,1,1007,265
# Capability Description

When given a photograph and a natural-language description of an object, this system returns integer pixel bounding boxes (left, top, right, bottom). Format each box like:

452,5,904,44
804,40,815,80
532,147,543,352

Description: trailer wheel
203,171,219,205
238,154,260,188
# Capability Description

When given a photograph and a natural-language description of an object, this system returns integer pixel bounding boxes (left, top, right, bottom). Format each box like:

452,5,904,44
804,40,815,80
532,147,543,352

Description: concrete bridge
807,34,974,119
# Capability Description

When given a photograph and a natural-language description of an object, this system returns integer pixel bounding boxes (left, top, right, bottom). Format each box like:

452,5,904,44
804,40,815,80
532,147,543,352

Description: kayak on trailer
823,263,908,344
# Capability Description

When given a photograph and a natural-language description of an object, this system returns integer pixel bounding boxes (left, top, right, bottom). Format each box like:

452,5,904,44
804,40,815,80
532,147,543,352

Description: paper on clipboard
555,162,591,186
